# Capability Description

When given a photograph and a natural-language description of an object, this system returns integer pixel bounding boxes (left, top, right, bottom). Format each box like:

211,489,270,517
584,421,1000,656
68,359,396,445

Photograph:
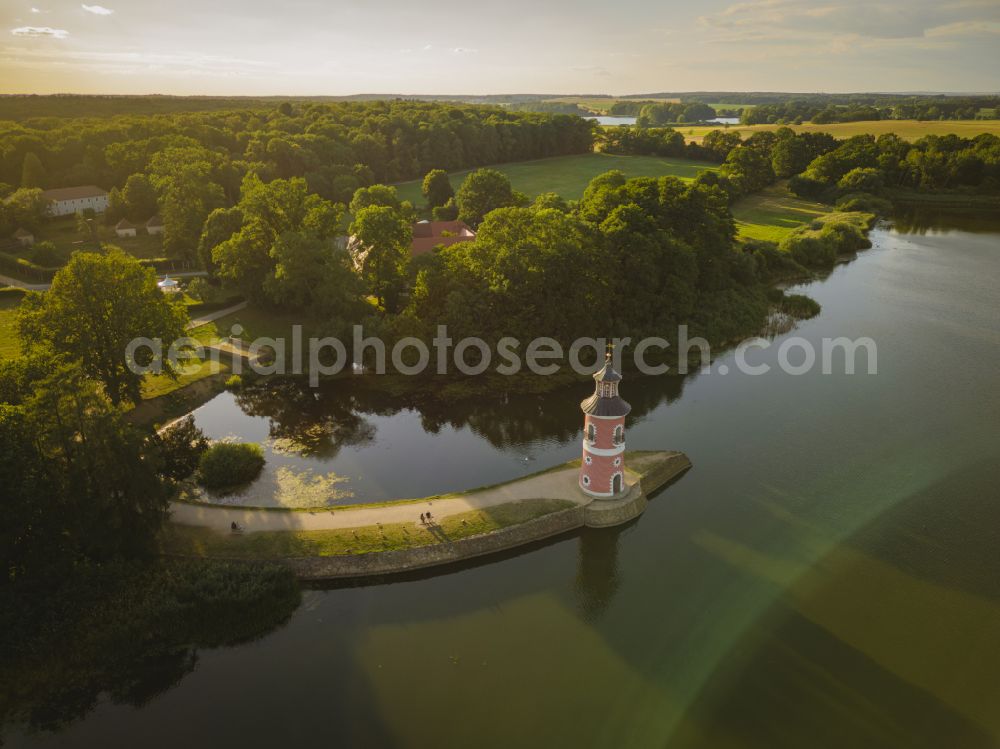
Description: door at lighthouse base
612,474,623,494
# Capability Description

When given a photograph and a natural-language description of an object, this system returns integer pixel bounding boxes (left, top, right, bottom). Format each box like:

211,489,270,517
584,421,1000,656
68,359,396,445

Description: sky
2,0,999,96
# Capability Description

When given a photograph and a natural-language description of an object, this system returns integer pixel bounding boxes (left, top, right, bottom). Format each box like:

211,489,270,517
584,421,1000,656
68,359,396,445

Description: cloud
451,47,477,54
11,26,68,38
30,7,41,12
699,0,1000,42
81,4,114,15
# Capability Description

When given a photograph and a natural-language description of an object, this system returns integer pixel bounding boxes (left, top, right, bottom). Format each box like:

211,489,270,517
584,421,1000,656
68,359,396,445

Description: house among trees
115,218,137,238
410,219,475,256
146,215,164,235
41,185,109,217
13,227,34,247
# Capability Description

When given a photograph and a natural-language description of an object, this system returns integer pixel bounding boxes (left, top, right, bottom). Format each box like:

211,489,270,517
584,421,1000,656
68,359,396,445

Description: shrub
780,232,836,267
820,220,871,252
780,293,821,319
30,241,63,267
837,167,883,195
788,174,832,201
197,442,264,489
836,192,892,214
225,374,243,390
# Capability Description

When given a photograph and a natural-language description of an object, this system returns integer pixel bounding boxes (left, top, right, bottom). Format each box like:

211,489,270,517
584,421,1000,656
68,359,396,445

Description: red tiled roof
116,218,136,229
409,220,475,256
146,214,164,227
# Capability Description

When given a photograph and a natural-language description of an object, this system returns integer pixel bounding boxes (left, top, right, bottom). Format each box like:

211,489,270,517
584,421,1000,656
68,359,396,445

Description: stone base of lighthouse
583,480,648,527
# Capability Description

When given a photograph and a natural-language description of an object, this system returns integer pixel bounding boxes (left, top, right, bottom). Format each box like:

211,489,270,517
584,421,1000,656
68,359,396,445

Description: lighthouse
579,348,631,497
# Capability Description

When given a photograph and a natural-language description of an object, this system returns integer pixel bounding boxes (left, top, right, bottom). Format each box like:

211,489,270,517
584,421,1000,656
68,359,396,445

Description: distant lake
587,115,636,126
587,115,741,127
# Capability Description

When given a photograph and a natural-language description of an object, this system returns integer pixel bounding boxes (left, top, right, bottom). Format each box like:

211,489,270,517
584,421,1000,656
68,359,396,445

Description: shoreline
162,450,692,580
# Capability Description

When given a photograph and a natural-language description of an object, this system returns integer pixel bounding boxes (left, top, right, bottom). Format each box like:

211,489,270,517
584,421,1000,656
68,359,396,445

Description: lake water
587,115,636,126
10,211,1000,747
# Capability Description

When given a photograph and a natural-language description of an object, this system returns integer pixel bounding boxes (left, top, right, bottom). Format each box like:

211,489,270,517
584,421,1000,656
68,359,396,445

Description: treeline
789,132,1000,197
0,100,593,201
743,96,1000,125
607,101,717,124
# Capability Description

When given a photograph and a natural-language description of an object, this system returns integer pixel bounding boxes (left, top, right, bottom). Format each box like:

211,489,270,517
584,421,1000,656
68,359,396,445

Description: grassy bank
393,152,718,207
160,498,575,559
732,182,830,241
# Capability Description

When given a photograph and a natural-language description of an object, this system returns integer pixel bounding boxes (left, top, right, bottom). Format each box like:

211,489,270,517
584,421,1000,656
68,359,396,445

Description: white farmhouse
41,185,109,217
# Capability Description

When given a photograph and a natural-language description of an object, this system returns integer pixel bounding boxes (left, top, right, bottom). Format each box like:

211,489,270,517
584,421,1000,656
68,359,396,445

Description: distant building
410,220,475,256
115,218,137,238
41,185,109,217
13,227,34,247
145,215,165,235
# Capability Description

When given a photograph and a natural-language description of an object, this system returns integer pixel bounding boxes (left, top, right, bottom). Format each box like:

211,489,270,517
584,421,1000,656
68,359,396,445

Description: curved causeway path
170,463,595,533
165,451,692,580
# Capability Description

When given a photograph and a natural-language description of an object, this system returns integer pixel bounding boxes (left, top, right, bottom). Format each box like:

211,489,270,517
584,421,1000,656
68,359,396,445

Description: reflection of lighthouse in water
579,349,631,498
574,525,626,621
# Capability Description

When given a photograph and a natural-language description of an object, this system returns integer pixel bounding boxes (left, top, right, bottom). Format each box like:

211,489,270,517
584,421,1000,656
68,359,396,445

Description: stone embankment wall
287,505,587,580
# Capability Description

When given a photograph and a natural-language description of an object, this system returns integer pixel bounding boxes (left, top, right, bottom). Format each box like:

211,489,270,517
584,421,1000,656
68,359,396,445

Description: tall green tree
349,205,411,312
421,169,454,209
20,152,46,188
456,169,516,228
18,249,188,405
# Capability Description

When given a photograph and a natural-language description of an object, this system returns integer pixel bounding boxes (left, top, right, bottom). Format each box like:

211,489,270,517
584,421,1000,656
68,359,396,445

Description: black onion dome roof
593,361,622,382
580,393,632,417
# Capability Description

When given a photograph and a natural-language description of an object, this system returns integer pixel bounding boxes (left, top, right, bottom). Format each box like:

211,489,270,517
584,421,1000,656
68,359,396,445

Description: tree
152,415,208,482
432,198,459,221
18,249,188,405
121,173,159,221
456,169,516,228
213,174,344,303
149,147,226,262
349,205,411,312
349,184,401,214
197,206,244,273
421,169,454,209
1,355,171,577
21,152,46,188
837,167,884,194
0,188,49,234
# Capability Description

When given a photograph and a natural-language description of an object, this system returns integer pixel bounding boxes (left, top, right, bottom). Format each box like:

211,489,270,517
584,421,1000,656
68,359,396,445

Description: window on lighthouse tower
586,423,596,443
613,425,624,445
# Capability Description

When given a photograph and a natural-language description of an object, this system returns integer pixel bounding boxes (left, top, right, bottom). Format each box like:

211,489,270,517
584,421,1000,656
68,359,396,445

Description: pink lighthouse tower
579,347,631,497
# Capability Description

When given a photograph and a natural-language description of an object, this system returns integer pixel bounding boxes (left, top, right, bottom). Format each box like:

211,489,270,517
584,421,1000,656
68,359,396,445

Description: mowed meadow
392,152,719,205
674,119,1000,143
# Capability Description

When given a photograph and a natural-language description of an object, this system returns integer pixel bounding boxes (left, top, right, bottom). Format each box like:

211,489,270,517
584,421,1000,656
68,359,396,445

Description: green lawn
31,216,166,261
160,498,575,559
731,182,830,242
393,152,719,208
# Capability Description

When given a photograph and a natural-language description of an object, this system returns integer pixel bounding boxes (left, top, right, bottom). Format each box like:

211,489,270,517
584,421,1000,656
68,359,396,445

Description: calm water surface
10,213,1000,748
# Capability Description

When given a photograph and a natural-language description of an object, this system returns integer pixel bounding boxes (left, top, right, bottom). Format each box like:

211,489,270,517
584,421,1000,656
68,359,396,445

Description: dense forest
0,99,593,200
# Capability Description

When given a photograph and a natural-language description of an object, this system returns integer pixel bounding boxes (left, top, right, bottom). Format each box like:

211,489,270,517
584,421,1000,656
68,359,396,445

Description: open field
731,182,830,242
393,152,719,207
677,119,1000,143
